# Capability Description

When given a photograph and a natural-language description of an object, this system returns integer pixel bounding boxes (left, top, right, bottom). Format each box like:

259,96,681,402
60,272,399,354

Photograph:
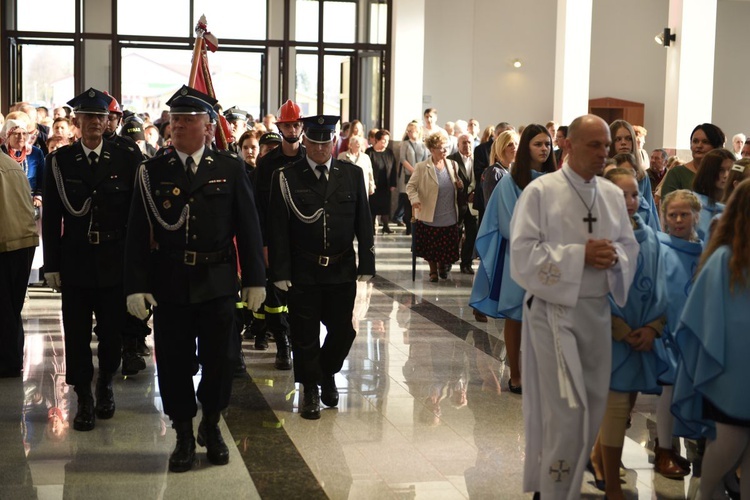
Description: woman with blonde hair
397,121,428,235
407,133,462,282
481,130,518,203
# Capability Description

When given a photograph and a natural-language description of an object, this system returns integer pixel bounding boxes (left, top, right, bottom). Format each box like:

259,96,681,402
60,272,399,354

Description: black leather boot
197,412,229,465
169,420,196,473
273,332,292,370
73,385,95,431
234,348,247,378
122,336,146,376
320,374,339,408
300,384,320,420
95,372,115,419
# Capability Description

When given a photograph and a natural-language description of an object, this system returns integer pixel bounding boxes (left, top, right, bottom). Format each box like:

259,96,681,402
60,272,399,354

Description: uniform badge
208,179,227,184
206,156,214,164
172,187,181,196
180,88,188,96
88,90,96,97
318,117,325,124
163,200,172,209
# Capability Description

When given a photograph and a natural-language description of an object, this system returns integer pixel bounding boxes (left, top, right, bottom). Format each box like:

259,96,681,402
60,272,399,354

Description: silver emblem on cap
88,90,95,97
181,88,188,96
318,117,325,124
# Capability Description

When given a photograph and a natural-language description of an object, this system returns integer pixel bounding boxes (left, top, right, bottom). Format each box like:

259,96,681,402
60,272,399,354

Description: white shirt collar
306,156,332,178
80,140,103,159
175,145,205,168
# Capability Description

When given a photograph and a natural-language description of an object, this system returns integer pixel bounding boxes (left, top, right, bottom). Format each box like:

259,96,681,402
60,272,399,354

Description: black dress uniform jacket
251,145,306,244
42,140,143,287
124,147,265,304
267,157,375,285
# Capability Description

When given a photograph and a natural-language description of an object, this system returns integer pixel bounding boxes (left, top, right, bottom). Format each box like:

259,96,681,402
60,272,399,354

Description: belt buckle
184,250,197,266
88,231,100,244
318,255,329,267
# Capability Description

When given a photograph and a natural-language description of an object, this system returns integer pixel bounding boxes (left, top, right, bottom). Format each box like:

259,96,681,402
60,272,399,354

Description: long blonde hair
489,130,519,165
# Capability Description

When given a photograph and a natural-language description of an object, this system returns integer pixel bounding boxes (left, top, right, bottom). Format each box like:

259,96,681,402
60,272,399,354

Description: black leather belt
162,247,232,266
295,248,352,267
88,230,122,244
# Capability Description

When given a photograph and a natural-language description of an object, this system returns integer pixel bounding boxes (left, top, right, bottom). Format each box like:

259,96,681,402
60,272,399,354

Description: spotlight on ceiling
512,59,522,69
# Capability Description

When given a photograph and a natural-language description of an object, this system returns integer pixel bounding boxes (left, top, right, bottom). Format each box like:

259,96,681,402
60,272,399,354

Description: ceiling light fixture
513,59,522,69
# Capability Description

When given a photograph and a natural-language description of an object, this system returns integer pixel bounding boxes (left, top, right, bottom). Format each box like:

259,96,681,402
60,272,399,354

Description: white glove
127,293,158,320
242,287,266,311
45,272,62,291
274,280,292,292
357,275,374,282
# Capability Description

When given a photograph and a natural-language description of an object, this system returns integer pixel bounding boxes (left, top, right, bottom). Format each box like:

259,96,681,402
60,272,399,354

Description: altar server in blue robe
652,189,703,478
469,124,556,394
609,120,661,232
589,168,668,499
671,179,750,500
690,148,733,240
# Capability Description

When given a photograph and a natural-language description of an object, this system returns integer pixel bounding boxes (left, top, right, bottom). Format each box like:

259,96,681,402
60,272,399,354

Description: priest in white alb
510,114,639,499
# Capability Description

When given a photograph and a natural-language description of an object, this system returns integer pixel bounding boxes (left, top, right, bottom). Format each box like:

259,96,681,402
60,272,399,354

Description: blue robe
608,214,668,393
671,245,750,440
637,175,661,233
469,170,543,320
693,192,724,241
653,233,703,385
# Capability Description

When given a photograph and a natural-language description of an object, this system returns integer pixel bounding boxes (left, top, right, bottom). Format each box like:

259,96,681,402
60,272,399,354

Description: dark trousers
61,284,124,387
287,281,357,385
263,281,289,336
0,247,35,375
153,296,235,420
460,210,478,267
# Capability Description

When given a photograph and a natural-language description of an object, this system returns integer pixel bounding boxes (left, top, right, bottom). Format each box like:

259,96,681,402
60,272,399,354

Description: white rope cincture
138,164,190,243
52,155,91,217
549,303,578,409
279,169,327,248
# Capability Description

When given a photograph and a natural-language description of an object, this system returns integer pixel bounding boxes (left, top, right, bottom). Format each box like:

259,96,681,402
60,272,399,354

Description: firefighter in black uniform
250,100,306,370
42,88,142,431
267,115,375,420
100,93,153,376
124,85,265,473
224,106,250,154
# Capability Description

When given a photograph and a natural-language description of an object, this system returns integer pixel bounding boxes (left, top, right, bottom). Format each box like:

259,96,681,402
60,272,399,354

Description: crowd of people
1,92,750,499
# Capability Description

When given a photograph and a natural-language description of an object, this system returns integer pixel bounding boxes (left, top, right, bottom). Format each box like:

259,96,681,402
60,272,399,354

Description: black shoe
508,381,522,395
234,350,247,378
254,333,269,351
460,264,474,275
136,337,151,356
320,375,339,408
300,385,320,420
169,420,196,473
381,225,392,234
197,413,229,465
73,391,96,431
122,350,146,376
95,373,115,419
274,333,293,370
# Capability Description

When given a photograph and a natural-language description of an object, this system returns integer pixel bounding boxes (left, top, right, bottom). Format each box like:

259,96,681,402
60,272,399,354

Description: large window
3,0,391,128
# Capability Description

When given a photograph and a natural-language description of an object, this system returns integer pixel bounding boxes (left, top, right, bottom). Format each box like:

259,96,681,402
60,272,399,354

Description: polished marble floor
5,228,711,499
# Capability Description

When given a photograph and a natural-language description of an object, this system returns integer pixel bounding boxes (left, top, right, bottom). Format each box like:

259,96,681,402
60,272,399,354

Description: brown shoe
654,447,689,479
473,309,488,323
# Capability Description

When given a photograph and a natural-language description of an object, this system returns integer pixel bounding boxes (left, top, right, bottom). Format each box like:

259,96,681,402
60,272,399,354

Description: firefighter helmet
275,100,303,123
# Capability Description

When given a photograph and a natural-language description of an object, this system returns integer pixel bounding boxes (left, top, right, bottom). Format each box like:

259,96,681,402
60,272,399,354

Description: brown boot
654,447,689,479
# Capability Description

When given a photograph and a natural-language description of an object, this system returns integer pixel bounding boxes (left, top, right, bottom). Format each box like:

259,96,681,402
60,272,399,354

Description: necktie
316,164,328,189
88,151,99,165
185,156,195,183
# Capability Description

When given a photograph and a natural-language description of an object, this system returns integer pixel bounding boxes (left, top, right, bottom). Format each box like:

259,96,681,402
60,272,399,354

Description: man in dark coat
267,115,375,420
42,88,143,432
124,85,266,473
